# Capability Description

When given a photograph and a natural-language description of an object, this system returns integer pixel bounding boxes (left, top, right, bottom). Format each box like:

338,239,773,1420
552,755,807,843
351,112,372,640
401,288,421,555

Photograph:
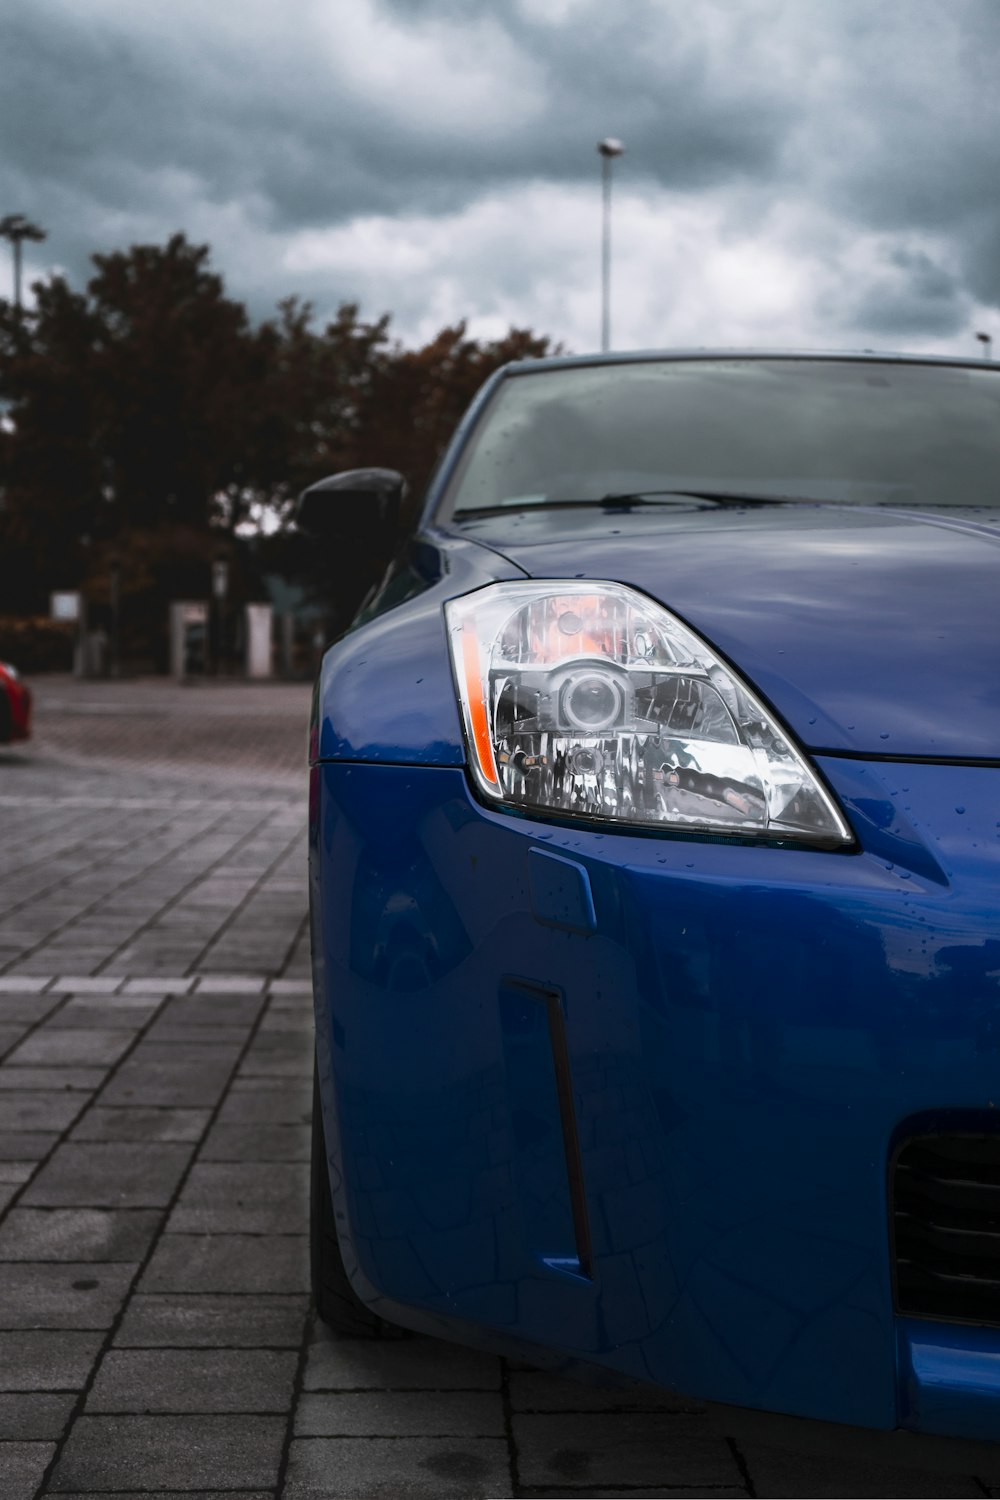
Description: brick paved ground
0,677,997,1498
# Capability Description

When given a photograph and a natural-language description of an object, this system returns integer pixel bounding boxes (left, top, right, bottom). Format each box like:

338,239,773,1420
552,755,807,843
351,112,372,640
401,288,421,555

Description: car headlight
446,581,852,847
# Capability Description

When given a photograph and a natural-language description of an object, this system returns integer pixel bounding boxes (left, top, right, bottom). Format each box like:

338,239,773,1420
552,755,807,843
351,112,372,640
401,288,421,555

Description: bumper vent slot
893,1132,1000,1327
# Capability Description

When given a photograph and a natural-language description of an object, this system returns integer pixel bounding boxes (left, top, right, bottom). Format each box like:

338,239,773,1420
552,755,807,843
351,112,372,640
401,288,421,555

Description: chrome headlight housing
446,581,852,847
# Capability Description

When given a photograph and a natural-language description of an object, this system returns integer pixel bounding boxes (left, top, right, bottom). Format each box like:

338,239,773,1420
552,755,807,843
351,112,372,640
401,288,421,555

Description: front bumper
311,754,1000,1440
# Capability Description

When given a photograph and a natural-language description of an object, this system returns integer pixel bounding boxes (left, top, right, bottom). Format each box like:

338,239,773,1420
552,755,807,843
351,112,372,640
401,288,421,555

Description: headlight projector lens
561,671,623,732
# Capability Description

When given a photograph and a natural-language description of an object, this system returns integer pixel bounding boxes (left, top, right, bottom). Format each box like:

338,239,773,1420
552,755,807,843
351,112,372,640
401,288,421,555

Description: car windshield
444,357,1000,515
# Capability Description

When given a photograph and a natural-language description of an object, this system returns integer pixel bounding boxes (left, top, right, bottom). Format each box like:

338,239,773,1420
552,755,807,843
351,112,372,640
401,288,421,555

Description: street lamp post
108,554,121,678
0,215,47,311
597,139,625,353
212,553,230,676
975,331,993,361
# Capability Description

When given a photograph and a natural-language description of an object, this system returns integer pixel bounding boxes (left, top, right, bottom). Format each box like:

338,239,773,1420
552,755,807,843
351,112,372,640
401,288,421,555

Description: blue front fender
310,753,1000,1437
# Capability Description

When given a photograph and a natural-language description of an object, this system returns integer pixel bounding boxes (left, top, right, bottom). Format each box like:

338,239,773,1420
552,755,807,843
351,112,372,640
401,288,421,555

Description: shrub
0,616,76,672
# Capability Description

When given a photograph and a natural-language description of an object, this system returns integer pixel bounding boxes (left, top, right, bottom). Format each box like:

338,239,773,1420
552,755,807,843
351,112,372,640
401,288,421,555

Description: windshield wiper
452,488,821,520
452,499,621,518
597,488,817,507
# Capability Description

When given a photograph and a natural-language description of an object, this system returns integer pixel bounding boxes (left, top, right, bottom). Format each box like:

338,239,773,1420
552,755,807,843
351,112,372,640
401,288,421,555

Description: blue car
306,351,1000,1445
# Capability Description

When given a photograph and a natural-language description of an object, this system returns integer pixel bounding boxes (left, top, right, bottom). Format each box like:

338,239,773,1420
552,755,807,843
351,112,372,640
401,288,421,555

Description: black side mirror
296,468,407,541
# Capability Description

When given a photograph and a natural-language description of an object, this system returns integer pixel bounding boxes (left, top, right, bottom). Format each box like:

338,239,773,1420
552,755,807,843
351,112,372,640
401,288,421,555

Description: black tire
310,1059,401,1337
0,691,11,745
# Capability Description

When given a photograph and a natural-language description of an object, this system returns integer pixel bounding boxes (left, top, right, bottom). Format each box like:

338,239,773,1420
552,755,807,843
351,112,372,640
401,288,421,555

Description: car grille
893,1132,1000,1326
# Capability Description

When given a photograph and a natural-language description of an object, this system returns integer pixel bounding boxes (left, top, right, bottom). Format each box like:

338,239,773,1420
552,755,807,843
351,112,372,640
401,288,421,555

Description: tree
0,276,104,611
0,229,556,654
0,234,270,619
86,233,265,534
246,297,392,531
317,320,553,504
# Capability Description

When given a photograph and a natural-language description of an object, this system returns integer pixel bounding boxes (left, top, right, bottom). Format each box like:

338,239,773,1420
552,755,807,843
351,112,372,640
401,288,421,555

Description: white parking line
0,975,312,995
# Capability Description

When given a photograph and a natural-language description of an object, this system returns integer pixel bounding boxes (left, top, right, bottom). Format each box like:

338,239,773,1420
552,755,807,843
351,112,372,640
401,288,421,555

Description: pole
109,558,121,678
212,556,229,676
601,153,612,353
13,237,21,312
597,139,624,353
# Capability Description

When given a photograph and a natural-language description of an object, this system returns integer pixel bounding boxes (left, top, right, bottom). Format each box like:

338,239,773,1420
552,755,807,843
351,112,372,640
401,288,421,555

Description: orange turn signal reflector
462,618,499,788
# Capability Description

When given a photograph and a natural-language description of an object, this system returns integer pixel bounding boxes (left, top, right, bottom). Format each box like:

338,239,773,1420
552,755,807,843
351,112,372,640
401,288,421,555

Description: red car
0,662,31,744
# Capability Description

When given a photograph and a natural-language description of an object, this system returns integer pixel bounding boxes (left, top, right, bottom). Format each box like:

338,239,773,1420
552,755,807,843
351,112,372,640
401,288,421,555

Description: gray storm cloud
1,0,997,349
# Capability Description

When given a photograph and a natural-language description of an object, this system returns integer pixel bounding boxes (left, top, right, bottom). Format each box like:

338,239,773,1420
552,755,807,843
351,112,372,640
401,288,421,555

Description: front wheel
310,1058,401,1338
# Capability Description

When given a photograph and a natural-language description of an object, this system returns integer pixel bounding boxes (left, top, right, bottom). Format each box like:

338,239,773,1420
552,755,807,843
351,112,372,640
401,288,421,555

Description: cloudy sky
3,0,999,356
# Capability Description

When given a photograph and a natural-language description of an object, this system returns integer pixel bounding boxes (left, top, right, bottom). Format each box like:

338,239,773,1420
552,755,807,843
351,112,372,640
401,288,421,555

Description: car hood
458,504,1000,759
